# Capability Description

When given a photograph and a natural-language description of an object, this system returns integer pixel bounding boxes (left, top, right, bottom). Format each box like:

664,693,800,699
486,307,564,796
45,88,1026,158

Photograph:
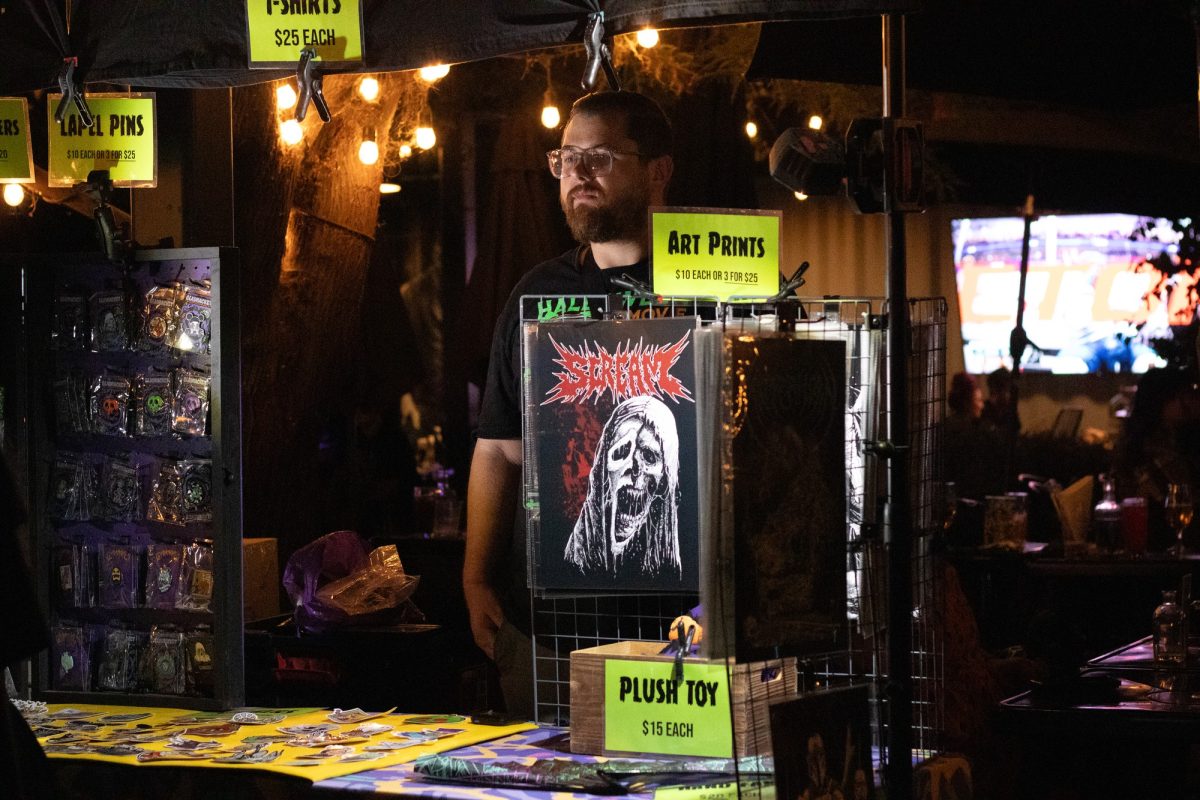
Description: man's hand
464,579,505,659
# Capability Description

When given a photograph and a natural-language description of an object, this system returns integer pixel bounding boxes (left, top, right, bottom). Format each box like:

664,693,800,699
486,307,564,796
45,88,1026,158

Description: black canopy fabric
747,0,1199,111
1,0,918,94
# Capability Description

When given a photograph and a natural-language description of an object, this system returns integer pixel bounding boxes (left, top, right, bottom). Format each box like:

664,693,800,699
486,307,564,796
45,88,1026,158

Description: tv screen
952,213,1184,375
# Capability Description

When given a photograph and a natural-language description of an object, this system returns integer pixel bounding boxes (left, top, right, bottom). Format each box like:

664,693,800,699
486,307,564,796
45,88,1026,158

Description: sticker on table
94,744,144,757
230,711,286,725
327,707,395,724
47,710,100,724
181,722,240,737
97,712,152,724
341,723,392,737
287,732,368,748
279,722,338,736
294,744,354,760
212,745,280,764
43,744,97,755
338,751,384,763
137,750,212,762
239,734,292,745
402,714,466,725
167,735,222,751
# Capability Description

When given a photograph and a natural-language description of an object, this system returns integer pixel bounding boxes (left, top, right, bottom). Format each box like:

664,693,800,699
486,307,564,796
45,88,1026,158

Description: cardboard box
243,538,280,622
569,640,795,758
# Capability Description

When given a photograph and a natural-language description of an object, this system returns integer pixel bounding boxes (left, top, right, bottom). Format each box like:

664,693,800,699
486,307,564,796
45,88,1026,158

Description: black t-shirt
477,246,650,439
476,246,650,629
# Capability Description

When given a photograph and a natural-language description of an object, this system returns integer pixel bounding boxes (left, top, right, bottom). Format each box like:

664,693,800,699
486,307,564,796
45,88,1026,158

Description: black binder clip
55,56,93,127
581,12,620,91
295,47,331,123
671,620,696,685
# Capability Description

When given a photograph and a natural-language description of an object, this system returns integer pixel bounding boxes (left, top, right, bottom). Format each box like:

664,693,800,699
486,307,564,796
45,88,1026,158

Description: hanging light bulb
358,76,380,102
380,182,401,194
541,86,561,129
794,191,809,201
808,114,823,131
418,63,450,82
276,83,298,111
636,27,659,48
3,184,25,207
358,127,379,165
280,118,304,146
399,143,413,159
415,125,437,150
744,121,758,139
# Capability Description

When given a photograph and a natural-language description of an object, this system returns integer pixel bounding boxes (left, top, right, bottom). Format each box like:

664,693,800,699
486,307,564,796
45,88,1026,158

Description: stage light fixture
769,126,846,197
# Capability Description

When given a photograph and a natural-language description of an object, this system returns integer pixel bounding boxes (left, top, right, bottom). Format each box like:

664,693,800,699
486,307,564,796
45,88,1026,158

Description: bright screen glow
952,213,1186,375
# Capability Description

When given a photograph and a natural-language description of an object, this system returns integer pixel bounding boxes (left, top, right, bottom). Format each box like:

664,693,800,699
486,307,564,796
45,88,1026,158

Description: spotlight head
769,127,845,197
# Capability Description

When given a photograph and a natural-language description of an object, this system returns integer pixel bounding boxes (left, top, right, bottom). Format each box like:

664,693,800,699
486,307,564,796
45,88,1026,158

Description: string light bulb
280,118,304,146
358,127,379,165
3,184,25,207
636,28,659,48
276,83,298,111
808,115,823,131
415,126,437,150
794,191,809,201
541,86,561,129
380,182,401,194
399,144,413,159
418,63,450,82
744,121,758,139
358,76,380,102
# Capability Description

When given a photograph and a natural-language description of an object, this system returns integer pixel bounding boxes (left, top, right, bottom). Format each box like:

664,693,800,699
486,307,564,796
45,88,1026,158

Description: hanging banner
246,0,364,68
651,207,781,301
0,98,34,182
46,94,157,188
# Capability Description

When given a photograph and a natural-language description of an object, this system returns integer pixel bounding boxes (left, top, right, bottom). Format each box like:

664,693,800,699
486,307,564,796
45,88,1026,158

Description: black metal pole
882,13,913,800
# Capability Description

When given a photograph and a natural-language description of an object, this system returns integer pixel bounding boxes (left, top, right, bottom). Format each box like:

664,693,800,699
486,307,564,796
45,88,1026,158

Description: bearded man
463,91,674,718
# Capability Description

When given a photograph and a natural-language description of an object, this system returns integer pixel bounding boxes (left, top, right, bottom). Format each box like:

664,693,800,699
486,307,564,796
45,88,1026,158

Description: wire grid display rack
525,295,947,766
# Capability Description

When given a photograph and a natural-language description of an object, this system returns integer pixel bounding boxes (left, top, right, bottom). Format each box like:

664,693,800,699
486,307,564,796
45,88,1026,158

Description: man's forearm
464,438,522,587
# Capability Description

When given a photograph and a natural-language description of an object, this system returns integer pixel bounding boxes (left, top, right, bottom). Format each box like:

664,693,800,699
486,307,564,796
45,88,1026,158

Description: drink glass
1120,497,1148,556
1166,483,1194,558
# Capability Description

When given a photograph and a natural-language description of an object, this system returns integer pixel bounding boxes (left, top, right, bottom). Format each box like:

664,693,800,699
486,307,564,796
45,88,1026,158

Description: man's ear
649,155,673,193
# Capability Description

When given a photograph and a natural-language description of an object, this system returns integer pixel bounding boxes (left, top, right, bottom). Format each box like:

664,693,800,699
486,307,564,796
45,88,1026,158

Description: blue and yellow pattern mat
30,703,533,783
316,726,640,798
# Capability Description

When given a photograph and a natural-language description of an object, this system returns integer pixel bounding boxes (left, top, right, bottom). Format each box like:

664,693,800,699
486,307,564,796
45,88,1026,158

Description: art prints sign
246,0,364,67
651,207,781,301
0,98,34,182
46,94,157,187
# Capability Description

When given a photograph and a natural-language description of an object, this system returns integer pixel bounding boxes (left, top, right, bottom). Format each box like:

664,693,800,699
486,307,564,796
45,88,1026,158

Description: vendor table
30,702,532,795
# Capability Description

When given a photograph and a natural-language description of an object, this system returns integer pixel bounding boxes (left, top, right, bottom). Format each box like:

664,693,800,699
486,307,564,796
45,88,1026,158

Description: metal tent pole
882,13,913,800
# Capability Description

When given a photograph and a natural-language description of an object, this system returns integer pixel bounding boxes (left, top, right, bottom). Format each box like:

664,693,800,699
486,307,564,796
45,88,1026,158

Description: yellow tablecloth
33,703,534,783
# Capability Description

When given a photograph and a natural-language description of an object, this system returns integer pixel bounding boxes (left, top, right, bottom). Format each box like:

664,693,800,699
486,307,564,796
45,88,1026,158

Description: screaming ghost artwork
529,316,698,593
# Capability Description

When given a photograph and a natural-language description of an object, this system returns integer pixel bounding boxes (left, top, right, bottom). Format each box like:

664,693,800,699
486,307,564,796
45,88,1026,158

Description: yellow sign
604,658,733,757
46,94,157,188
246,0,363,67
0,98,34,182
651,207,781,301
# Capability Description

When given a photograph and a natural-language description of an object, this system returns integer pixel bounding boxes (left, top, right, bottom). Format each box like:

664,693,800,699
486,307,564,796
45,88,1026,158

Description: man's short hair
568,91,672,159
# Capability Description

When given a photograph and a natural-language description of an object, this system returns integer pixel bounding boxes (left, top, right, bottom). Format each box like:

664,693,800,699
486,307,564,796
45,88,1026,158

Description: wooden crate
569,640,796,758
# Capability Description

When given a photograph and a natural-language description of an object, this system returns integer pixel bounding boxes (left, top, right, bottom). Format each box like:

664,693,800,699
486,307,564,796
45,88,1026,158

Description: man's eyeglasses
546,146,642,178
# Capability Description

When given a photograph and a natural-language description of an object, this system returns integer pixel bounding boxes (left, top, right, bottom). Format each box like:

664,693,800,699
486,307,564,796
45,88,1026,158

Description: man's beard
562,179,649,244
